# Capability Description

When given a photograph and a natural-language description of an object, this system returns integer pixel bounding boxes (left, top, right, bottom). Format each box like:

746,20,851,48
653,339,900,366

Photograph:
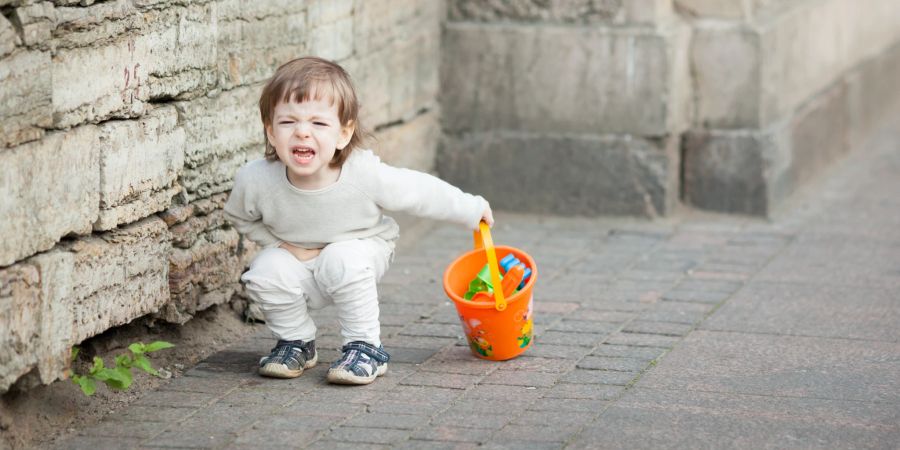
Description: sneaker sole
326,363,388,385
258,353,318,379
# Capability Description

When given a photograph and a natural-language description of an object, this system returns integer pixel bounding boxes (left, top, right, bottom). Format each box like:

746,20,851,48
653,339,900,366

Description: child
224,56,493,385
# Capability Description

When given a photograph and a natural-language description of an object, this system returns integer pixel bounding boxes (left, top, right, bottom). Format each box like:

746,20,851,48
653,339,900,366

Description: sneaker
326,341,390,385
258,339,317,378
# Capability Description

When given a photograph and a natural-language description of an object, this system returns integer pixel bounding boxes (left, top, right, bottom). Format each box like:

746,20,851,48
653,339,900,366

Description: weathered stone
0,263,41,391
12,1,55,48
216,1,307,90
439,133,679,217
846,41,900,148
65,218,171,343
52,3,217,128
675,0,789,19
0,49,52,147
175,87,262,203
372,110,438,172
0,14,20,57
448,0,674,25
442,21,690,136
691,0,900,129
0,217,170,391
95,106,185,230
347,21,440,129
52,1,142,49
684,74,853,215
162,227,243,324
0,126,99,266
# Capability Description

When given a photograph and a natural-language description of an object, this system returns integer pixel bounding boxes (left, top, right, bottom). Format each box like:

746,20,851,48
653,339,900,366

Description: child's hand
279,242,322,261
481,203,494,227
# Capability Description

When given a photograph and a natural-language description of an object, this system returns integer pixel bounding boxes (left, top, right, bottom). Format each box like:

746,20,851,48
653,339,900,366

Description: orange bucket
443,222,537,361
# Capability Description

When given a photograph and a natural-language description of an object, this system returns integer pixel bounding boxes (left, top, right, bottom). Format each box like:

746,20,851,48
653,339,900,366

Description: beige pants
241,238,393,347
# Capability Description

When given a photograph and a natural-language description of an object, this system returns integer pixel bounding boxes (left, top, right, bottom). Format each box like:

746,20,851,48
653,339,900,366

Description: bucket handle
474,221,507,311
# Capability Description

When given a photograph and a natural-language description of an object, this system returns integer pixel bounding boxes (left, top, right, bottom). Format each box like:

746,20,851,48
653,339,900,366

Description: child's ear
265,124,275,146
337,120,355,150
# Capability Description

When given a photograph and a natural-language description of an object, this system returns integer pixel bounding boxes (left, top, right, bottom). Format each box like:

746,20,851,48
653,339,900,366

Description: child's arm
369,158,491,230
223,169,282,249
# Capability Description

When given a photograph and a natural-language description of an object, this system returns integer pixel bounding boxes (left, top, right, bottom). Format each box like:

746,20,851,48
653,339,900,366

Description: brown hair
259,56,366,167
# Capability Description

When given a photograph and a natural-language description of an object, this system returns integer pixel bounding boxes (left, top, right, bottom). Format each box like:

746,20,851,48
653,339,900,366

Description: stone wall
440,0,900,216
0,0,444,392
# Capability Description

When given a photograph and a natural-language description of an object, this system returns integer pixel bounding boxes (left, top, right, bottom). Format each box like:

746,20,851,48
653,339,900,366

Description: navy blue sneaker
326,341,390,385
258,339,317,378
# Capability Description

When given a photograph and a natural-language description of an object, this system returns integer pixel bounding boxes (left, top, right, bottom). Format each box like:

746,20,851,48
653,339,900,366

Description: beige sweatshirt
224,149,487,249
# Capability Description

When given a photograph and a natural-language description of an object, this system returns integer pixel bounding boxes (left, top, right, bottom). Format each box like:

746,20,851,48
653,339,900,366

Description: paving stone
133,390,218,409
662,289,733,304
534,330,606,347
343,412,430,430
577,356,650,372
494,423,583,443
396,441,480,450
431,412,512,430
571,387,900,449
399,372,482,389
285,400,367,417
621,321,694,337
527,398,610,413
328,426,411,445
495,357,575,373
49,436,144,450
703,282,900,341
104,405,195,423
410,426,495,443
564,310,636,323
483,439,566,450
547,320,619,334
306,440,391,450
637,330,900,402
560,369,639,386
443,399,526,416
604,332,680,348
591,345,668,360
399,323,464,338
388,347,442,364
79,419,165,439
521,343,593,360
479,370,560,388
158,375,242,394
231,428,320,448
541,384,625,400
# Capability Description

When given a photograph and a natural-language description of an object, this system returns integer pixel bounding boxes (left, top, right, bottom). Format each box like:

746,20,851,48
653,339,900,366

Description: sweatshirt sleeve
367,156,487,230
223,166,282,249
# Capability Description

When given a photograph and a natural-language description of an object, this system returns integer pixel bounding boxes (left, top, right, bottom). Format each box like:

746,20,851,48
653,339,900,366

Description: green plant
70,341,175,396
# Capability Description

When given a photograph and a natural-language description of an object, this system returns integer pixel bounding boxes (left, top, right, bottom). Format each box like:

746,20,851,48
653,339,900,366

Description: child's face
266,97,354,190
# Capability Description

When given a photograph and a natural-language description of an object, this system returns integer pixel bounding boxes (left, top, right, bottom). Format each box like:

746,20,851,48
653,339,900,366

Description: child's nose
293,120,312,135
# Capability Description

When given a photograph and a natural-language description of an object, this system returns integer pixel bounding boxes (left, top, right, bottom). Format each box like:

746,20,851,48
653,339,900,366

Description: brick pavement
52,115,900,449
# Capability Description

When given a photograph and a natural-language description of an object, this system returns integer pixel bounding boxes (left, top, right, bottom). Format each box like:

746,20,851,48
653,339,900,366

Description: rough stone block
448,0,674,25
308,15,353,62
439,133,679,217
65,218,171,343
846,41,900,147
95,106,185,230
0,263,41,391
12,1,55,48
52,3,217,128
53,0,142,49
175,87,263,203
0,217,170,391
372,110,438,173
0,14,19,57
674,0,788,19
0,126,99,266
216,1,306,90
684,76,850,215
162,223,243,324
347,22,440,129
691,0,900,128
0,49,52,147
442,21,690,136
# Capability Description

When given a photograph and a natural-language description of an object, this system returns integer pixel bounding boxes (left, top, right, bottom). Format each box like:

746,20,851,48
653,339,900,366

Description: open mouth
291,146,315,163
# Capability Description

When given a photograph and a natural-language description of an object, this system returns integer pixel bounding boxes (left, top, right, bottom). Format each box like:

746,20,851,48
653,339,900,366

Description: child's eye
313,122,328,126
279,121,294,125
